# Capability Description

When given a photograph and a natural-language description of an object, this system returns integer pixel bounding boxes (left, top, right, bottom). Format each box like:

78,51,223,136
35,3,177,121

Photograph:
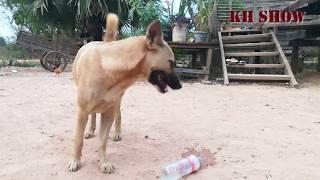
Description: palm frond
32,0,49,15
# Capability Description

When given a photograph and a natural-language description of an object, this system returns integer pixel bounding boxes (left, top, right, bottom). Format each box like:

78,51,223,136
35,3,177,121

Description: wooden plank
228,74,291,81
263,20,320,30
168,41,218,49
254,49,262,74
291,45,299,74
204,48,213,80
270,31,298,87
227,64,285,68
221,30,262,34
223,42,275,50
222,33,272,44
175,68,208,75
225,51,279,57
289,39,320,47
218,32,229,85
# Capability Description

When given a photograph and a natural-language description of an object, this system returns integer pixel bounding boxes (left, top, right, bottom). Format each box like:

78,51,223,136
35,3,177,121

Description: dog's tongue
157,73,168,93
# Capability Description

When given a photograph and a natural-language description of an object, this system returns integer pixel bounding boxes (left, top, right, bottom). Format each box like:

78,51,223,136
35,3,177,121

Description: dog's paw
99,162,115,174
112,133,122,142
68,159,81,172
85,131,95,139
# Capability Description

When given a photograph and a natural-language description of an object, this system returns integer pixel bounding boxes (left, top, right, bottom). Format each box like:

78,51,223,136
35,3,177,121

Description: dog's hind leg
68,108,89,172
85,113,96,139
113,97,122,141
98,109,115,173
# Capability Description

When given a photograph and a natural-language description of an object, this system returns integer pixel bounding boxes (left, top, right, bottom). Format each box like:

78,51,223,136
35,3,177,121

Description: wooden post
291,44,299,74
213,5,218,38
253,0,257,21
205,48,213,80
273,26,278,34
254,49,261,74
218,32,229,85
200,49,206,67
208,2,218,39
271,31,298,87
317,47,320,72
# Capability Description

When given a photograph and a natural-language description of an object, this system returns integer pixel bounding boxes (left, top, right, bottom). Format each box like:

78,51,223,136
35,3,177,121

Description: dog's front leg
68,108,89,172
99,109,115,173
113,96,122,141
85,113,96,139
113,106,122,141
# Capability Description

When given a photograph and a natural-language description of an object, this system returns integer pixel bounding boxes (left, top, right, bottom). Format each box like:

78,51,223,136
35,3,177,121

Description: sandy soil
0,69,320,180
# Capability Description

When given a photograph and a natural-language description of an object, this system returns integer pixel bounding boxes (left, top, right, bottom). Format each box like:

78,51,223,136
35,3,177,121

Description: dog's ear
146,20,163,49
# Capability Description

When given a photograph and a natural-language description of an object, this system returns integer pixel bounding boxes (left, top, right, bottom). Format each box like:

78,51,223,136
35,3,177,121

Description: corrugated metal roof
243,0,296,9
283,0,319,11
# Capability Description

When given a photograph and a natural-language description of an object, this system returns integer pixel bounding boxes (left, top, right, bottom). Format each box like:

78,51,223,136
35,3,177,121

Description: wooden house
208,0,320,86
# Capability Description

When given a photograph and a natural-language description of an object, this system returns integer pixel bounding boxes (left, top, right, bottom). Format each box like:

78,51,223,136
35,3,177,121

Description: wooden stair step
228,74,291,81
227,64,285,68
218,10,233,12
225,51,279,57
222,33,272,43
175,68,208,75
223,42,275,50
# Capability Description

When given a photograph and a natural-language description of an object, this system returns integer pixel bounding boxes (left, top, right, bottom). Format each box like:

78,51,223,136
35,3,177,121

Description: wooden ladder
218,30,298,87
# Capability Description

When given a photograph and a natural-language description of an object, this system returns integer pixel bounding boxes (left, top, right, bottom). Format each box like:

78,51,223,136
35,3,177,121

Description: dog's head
144,20,182,93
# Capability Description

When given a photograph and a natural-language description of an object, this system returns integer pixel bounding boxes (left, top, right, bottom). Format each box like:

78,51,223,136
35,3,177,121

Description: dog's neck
100,36,150,92
101,36,148,73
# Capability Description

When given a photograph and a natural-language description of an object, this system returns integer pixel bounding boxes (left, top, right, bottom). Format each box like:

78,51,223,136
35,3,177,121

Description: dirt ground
0,68,320,180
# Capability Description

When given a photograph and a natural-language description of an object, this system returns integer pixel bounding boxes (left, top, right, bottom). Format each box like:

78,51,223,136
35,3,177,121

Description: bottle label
187,157,196,172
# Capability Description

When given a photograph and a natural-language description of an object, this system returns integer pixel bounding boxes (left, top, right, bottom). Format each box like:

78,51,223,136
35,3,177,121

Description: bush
0,43,31,60
0,37,7,47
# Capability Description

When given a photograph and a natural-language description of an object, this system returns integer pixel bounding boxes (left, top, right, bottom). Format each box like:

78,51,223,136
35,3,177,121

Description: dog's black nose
172,82,182,89
167,73,182,90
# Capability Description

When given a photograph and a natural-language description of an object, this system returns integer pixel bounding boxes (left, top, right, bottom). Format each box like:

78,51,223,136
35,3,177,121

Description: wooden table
167,41,217,80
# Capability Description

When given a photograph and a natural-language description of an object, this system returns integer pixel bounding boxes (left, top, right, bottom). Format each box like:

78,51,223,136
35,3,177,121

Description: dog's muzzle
167,73,182,90
148,70,182,93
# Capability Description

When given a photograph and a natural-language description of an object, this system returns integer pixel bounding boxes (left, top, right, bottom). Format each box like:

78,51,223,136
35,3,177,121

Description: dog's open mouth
148,70,168,93
148,70,182,93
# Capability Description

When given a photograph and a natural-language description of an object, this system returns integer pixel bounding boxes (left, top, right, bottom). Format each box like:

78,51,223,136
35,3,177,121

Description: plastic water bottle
160,155,201,180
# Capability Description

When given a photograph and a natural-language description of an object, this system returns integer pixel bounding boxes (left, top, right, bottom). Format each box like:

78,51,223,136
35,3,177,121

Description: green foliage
69,0,130,27
70,0,128,20
15,60,38,67
1,0,130,38
0,44,31,60
2,0,167,39
1,0,77,37
178,0,187,16
128,0,166,31
178,0,192,17
195,0,216,32
119,29,145,39
0,37,7,47
173,48,188,59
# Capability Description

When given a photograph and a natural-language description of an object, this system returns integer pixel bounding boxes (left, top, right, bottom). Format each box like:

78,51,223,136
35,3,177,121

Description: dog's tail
104,13,119,42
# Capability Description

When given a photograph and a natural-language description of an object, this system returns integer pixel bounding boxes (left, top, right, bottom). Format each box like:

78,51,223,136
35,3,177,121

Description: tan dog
84,14,122,141
68,13,182,173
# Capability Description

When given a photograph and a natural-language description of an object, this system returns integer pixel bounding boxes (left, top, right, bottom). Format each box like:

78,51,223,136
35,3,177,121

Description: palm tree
32,0,130,40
